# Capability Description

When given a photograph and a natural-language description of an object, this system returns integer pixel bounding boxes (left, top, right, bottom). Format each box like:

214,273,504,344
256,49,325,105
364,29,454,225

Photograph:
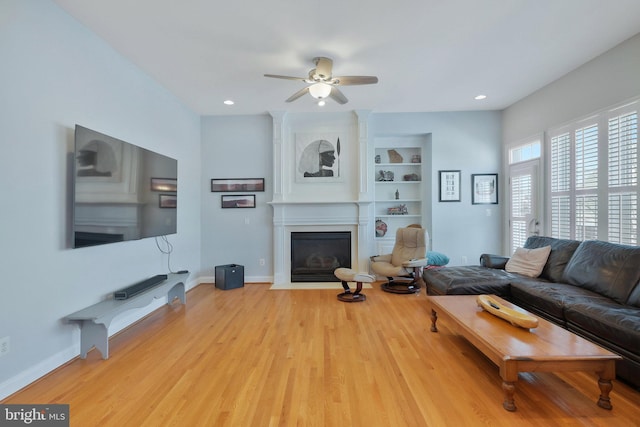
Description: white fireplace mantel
269,200,373,285
268,111,375,285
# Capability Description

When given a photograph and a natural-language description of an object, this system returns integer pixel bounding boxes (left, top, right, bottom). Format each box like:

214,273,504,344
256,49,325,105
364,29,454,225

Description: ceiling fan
264,57,378,105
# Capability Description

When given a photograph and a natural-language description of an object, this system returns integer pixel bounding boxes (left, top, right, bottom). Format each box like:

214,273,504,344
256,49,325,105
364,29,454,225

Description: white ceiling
53,0,640,116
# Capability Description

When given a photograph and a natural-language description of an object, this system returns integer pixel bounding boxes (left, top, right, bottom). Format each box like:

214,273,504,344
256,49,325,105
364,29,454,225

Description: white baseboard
203,275,273,284
0,276,203,401
0,346,77,401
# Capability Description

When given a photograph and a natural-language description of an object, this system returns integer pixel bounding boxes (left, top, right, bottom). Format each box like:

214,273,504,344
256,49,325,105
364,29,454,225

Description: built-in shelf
373,141,426,251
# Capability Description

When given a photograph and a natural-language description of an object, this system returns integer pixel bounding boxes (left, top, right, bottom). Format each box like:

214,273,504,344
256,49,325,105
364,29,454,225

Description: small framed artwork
211,178,264,192
221,194,256,208
472,174,498,204
151,178,177,192
439,170,461,202
159,194,177,208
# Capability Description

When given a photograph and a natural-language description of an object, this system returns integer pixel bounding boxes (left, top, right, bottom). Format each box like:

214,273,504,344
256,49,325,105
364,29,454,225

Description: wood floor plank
3,283,639,426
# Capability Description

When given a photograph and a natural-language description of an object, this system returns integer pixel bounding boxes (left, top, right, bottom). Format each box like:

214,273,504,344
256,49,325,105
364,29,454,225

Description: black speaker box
215,264,244,290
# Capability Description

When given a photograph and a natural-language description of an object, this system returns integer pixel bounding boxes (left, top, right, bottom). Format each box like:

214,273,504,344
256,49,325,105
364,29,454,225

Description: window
508,137,541,253
509,140,541,164
548,100,638,244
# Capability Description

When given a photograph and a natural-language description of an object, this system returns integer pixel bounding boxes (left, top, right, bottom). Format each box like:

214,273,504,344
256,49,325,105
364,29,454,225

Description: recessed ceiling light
224,100,234,105
318,100,326,107
474,95,487,100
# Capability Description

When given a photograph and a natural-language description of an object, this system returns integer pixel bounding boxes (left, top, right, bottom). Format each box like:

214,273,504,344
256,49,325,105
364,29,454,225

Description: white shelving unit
374,141,425,253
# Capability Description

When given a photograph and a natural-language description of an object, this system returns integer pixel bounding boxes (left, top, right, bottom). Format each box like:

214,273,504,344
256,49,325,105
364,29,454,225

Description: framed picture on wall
438,170,461,202
221,194,256,208
471,174,498,204
294,133,344,183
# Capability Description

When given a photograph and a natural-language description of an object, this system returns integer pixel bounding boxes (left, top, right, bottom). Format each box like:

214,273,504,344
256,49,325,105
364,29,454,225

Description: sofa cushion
564,301,640,356
509,279,607,324
424,266,512,296
524,236,580,283
626,283,640,308
562,240,640,305
505,245,551,277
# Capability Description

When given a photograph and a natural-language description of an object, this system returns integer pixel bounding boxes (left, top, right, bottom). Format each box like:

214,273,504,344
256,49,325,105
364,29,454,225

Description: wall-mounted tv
72,125,177,248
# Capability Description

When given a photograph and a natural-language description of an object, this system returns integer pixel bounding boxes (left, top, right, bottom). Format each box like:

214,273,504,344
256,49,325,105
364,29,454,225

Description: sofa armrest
402,258,429,268
479,254,509,269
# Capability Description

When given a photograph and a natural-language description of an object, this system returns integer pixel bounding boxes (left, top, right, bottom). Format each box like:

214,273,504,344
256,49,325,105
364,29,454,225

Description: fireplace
290,231,352,282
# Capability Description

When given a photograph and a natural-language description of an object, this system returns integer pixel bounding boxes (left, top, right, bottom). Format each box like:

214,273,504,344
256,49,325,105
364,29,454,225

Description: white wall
0,1,202,398
503,32,640,143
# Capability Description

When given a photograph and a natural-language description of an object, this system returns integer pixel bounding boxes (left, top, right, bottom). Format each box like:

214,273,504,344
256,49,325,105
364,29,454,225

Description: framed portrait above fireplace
295,133,344,183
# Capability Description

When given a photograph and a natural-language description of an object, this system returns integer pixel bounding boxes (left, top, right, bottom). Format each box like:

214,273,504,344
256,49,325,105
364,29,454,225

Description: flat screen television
72,125,177,248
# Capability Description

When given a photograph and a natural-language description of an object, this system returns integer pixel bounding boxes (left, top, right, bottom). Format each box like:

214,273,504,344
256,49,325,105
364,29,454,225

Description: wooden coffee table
427,295,622,411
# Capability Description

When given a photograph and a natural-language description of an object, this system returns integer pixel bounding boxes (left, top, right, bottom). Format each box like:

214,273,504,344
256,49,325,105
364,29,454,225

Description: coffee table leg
502,381,517,411
597,378,614,410
596,361,615,410
430,309,438,332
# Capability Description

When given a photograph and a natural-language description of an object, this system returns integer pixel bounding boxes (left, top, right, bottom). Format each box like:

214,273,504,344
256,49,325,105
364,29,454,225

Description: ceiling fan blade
329,87,348,104
313,57,333,80
285,86,310,102
264,74,306,81
333,76,379,85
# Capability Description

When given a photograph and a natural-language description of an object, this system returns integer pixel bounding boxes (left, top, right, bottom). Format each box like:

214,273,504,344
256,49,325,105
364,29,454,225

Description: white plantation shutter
551,132,571,193
609,112,638,187
575,124,599,238
551,196,571,238
608,110,638,244
575,124,598,190
608,193,637,244
548,100,638,243
511,173,532,249
575,194,598,240
550,133,572,238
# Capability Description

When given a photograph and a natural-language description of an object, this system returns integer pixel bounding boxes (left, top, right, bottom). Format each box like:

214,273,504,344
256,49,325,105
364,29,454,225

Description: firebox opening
290,231,351,282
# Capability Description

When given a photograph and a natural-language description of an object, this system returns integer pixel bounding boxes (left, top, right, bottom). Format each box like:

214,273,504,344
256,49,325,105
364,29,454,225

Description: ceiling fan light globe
309,83,332,99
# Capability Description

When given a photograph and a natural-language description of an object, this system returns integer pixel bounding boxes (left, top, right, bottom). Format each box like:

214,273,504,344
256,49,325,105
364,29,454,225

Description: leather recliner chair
370,225,429,294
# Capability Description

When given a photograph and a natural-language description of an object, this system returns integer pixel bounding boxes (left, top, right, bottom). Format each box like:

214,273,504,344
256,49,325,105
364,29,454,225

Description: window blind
548,100,638,244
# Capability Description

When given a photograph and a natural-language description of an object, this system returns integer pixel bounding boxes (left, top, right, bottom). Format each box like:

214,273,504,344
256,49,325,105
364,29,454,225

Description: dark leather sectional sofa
424,236,640,389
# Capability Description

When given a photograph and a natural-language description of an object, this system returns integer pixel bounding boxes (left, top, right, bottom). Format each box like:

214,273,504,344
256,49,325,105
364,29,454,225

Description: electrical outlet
259,258,265,266
0,336,10,357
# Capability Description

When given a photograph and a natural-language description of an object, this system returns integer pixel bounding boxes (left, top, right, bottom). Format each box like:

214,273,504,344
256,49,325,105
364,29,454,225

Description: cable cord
155,235,175,273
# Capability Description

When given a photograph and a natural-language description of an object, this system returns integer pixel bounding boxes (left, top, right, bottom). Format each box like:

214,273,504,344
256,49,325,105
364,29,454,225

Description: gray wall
0,1,202,398
371,112,504,263
199,111,504,278
201,115,273,280
503,33,640,143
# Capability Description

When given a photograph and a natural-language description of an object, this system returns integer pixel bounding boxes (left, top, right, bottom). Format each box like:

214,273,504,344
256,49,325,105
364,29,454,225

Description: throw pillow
427,251,450,266
505,245,551,277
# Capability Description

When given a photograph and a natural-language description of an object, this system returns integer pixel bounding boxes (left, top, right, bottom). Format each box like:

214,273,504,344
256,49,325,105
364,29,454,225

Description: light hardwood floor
4,283,639,426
